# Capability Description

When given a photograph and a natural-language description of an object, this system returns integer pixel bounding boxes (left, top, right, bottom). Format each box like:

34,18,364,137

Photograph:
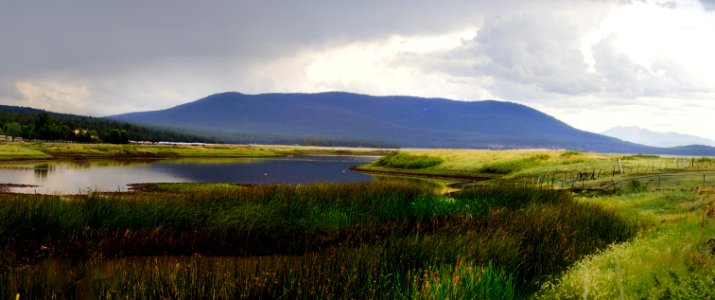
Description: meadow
364,150,715,298
0,182,636,299
1,145,714,298
362,149,715,191
537,189,715,298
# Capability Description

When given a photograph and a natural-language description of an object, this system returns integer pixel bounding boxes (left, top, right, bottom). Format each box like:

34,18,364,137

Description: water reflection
148,156,373,184
0,156,379,194
33,163,55,178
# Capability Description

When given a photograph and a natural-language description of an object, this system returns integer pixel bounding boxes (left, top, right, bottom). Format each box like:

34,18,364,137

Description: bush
625,179,648,193
373,152,444,169
559,150,582,158
478,154,550,174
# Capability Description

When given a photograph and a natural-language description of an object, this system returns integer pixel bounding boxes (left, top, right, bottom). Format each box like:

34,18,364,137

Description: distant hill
0,105,213,143
602,126,715,148
110,92,715,155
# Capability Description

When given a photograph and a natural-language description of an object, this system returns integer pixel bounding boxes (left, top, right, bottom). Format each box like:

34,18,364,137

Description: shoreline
0,142,392,162
349,165,493,181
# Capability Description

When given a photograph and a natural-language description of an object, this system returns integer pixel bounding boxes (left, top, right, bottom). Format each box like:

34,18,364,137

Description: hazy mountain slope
110,92,715,155
602,126,715,148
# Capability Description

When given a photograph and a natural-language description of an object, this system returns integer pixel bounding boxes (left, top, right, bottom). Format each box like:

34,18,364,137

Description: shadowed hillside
0,105,213,143
110,92,715,155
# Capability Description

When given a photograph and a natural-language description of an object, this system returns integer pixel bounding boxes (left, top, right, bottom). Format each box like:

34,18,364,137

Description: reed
0,182,637,299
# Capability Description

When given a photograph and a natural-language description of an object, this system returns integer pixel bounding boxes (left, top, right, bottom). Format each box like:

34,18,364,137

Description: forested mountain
0,105,213,144
110,92,715,155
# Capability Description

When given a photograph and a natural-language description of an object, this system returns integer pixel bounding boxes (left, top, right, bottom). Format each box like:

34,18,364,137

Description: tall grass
0,182,637,299
536,190,715,299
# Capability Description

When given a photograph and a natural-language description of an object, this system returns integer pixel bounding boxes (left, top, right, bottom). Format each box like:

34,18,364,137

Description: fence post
657,175,661,191
611,178,616,192
571,175,577,189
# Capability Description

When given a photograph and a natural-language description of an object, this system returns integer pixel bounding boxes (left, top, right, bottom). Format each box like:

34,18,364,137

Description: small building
12,137,23,142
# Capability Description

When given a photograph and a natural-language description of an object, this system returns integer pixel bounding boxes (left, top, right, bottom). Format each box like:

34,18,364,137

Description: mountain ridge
110,92,715,155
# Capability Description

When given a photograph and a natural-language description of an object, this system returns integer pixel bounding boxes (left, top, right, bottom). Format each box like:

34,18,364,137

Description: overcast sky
1,0,715,139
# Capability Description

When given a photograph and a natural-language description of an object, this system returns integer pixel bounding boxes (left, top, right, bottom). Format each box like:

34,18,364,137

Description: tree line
0,106,214,144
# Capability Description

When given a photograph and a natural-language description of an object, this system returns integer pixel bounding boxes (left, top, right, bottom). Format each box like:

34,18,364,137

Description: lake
0,156,378,194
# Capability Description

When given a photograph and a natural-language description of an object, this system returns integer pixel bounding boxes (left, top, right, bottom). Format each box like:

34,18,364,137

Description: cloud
700,0,715,9
0,0,503,114
0,0,714,140
298,30,495,100
0,1,495,75
468,14,602,97
12,80,92,113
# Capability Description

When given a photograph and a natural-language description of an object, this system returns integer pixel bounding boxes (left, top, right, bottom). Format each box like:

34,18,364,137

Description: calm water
0,156,378,194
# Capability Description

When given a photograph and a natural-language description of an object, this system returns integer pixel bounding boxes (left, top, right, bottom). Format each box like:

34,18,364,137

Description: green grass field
537,190,715,298
0,142,393,161
358,149,715,190
0,147,714,298
0,182,636,299
0,143,52,160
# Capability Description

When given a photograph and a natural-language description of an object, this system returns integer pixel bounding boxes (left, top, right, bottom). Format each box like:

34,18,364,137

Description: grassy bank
0,142,390,161
536,190,715,298
353,149,715,298
0,182,635,299
356,149,715,188
0,143,52,160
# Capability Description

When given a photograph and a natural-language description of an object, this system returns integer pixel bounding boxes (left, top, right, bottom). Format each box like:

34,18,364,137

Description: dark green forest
0,105,214,144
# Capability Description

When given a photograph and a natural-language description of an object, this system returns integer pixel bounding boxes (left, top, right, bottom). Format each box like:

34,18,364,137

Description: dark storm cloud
0,0,713,142
0,0,508,113
0,1,492,75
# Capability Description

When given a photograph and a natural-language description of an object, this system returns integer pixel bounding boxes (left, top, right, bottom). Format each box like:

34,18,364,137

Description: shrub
624,179,648,193
559,150,582,158
373,152,444,169
478,154,550,174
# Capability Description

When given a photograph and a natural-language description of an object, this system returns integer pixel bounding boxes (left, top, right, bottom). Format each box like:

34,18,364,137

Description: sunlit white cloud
11,79,92,114
301,30,493,100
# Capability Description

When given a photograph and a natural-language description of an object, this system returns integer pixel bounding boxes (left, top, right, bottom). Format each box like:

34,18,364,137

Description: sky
1,0,715,140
